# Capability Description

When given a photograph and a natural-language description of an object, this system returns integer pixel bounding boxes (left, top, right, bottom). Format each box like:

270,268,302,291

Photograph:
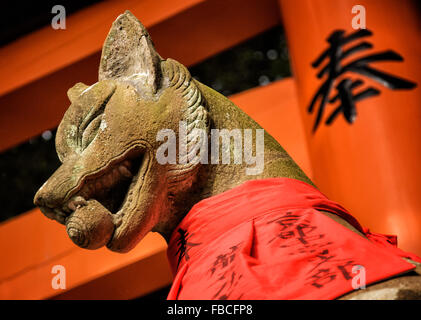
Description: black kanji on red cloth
175,228,201,270
209,243,243,300
267,211,322,246
267,210,360,289
308,29,416,132
306,257,355,289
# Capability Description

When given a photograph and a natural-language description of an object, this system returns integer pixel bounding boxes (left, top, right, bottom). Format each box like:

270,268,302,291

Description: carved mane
162,58,209,195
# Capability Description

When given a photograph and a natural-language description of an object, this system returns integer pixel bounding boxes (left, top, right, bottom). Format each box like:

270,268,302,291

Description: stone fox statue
34,11,421,299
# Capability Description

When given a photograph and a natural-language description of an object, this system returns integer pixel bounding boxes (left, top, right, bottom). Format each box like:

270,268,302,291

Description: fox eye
81,114,102,150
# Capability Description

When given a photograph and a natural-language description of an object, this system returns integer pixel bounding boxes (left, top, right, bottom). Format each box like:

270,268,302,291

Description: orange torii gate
280,0,421,256
0,0,419,299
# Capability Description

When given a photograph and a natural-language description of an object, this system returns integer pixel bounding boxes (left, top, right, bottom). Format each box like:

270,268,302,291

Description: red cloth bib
166,178,420,300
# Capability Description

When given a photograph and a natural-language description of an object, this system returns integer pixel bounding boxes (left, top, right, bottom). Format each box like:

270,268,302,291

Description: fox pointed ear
99,10,162,96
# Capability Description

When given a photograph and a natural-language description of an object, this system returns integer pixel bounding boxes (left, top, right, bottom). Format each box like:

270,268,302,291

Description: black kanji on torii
308,29,416,132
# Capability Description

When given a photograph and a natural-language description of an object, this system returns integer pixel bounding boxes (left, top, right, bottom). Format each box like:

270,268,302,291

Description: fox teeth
68,196,87,211
95,180,103,191
122,160,131,169
118,165,132,178
65,158,134,212
73,196,87,205
68,202,76,211
102,173,114,187
113,168,121,179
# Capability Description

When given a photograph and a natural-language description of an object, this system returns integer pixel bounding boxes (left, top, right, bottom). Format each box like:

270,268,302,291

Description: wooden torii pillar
279,0,421,255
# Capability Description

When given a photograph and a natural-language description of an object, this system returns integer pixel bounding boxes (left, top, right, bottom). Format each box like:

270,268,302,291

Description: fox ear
99,10,162,97
67,82,89,103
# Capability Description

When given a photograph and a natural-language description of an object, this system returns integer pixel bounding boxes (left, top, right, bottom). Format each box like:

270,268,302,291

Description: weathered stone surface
33,11,421,299
66,199,114,250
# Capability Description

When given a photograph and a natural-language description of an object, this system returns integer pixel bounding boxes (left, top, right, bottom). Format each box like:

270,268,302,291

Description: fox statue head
34,11,310,253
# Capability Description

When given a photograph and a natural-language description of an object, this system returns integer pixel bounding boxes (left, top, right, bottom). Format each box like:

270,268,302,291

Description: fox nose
34,187,49,207
34,191,44,207
34,186,60,221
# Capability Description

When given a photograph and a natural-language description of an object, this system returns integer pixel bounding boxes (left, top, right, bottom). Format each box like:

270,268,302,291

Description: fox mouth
59,145,148,226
